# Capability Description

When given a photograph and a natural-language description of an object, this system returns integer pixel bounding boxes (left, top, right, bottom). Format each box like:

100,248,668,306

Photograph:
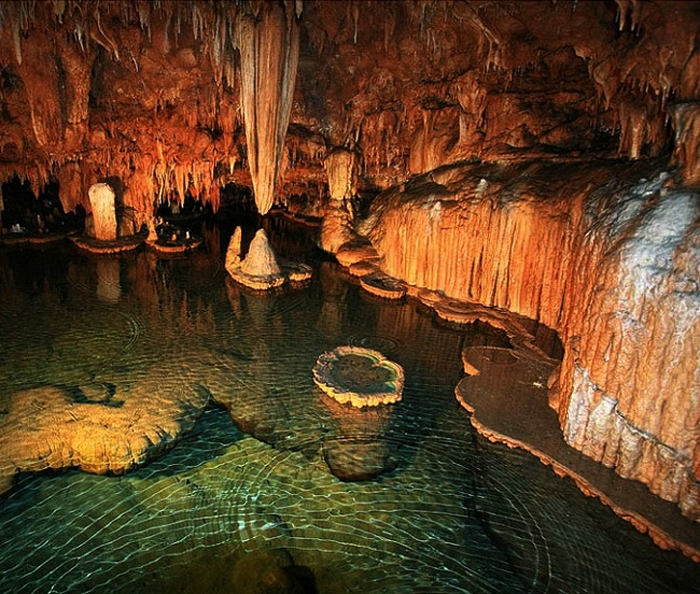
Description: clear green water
0,216,698,594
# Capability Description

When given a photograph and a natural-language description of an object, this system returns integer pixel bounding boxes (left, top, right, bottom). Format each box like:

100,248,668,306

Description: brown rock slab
359,272,407,300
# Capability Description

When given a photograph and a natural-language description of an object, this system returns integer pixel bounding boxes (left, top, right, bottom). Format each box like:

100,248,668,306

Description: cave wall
359,159,700,519
559,179,700,518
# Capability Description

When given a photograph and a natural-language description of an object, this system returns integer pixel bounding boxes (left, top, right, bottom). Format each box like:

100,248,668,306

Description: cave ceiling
0,0,697,214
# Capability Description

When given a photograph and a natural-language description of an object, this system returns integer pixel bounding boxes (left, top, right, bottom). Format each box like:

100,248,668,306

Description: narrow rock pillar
321,148,357,253
88,182,117,241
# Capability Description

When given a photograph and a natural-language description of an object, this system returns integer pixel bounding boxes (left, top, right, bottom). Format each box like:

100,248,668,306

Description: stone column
88,182,117,241
320,148,357,253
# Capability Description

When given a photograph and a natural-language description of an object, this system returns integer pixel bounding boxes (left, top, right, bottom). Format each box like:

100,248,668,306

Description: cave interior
0,0,700,567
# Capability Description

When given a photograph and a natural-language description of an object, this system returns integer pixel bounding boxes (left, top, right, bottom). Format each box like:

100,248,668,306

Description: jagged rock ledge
454,337,700,562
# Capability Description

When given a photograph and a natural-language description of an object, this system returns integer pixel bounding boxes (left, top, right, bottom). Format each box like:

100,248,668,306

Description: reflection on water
0,217,698,594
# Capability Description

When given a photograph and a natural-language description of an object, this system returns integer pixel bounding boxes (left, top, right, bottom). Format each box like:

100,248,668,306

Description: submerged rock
0,381,210,493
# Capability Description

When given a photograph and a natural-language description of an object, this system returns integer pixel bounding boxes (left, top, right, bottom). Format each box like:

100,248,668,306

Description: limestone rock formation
358,160,700,520
313,346,404,408
0,0,698,547
227,228,285,290
314,345,403,480
670,102,700,186
241,229,283,278
0,381,210,493
320,148,358,253
88,182,117,241
0,1,696,219
224,226,243,272
226,227,312,290
237,1,300,215
558,184,700,519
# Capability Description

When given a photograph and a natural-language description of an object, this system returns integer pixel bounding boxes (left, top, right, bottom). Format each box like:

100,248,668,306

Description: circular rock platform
70,233,145,254
312,346,404,408
147,237,203,255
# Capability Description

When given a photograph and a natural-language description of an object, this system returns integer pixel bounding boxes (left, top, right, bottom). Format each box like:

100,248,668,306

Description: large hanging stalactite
236,0,300,215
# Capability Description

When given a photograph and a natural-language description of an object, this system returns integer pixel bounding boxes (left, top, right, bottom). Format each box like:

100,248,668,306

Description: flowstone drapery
237,1,300,215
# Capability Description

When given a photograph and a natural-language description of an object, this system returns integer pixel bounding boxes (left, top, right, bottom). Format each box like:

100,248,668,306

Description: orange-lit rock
320,148,358,254
359,159,700,520
0,1,695,218
670,102,700,186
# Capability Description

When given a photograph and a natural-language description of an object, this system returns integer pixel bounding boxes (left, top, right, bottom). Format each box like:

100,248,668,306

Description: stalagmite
237,1,300,215
241,229,282,278
226,227,311,290
88,182,117,241
224,226,243,275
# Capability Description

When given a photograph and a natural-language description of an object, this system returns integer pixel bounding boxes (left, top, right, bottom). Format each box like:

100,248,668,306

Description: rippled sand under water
0,227,698,594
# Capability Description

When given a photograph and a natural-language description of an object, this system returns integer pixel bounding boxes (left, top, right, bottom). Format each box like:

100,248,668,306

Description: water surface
0,217,698,594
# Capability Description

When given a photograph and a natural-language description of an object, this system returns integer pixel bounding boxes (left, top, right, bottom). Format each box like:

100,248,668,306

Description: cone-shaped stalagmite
237,1,300,215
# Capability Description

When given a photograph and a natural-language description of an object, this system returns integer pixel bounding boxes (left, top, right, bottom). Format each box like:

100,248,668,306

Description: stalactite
383,10,394,53
93,4,119,61
236,0,300,215
137,0,151,41
670,101,700,185
191,3,204,41
350,2,360,45
615,0,642,33
162,5,172,54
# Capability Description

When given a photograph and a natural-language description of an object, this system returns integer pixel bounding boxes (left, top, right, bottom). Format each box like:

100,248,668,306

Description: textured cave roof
0,0,696,213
